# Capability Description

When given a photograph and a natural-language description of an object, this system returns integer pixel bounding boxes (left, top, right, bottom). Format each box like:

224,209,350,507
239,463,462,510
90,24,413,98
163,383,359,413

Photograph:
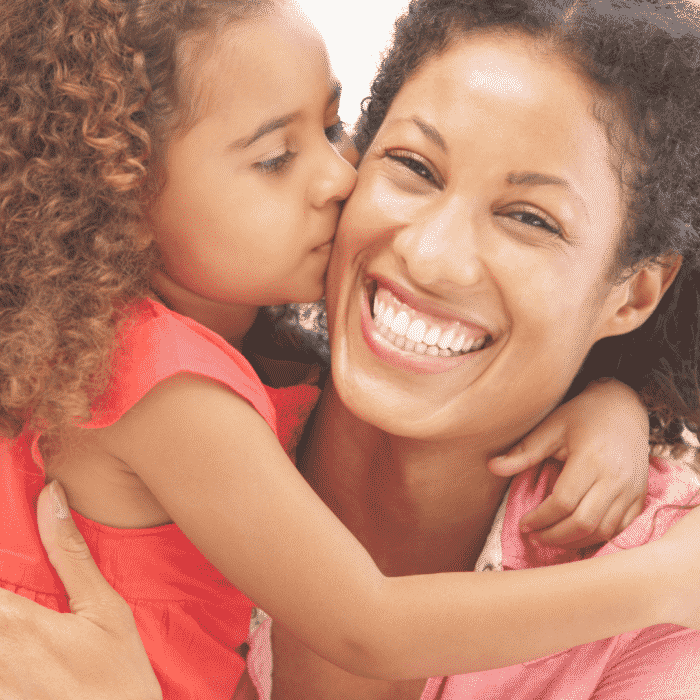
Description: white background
298,1,410,129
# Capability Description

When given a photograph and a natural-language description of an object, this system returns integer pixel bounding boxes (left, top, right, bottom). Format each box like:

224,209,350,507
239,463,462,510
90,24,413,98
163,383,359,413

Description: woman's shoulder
500,456,700,571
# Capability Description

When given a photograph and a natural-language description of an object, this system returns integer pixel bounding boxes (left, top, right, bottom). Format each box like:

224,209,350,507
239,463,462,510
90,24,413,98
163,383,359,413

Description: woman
243,0,700,696
2,0,700,697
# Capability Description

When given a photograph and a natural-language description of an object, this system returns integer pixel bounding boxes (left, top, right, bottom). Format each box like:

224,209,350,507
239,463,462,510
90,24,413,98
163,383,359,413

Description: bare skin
265,31,692,700
1,8,699,700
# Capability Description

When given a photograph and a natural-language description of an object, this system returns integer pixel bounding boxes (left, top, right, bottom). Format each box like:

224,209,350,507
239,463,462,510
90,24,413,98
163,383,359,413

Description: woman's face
326,31,638,448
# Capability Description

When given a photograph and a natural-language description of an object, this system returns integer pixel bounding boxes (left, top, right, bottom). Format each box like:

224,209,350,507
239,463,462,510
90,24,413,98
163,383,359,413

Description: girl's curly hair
354,0,700,453
0,0,270,437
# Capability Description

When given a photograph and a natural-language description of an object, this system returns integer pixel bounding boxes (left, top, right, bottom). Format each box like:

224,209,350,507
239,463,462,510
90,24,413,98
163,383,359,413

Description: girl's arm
489,378,650,548
87,372,696,680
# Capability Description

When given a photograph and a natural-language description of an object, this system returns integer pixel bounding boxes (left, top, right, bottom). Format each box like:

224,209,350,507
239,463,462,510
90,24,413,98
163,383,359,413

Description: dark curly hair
0,0,271,437
354,0,700,453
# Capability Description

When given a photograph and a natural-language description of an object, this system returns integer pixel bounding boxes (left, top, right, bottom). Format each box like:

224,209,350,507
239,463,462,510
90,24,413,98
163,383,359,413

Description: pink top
246,456,700,699
0,298,321,700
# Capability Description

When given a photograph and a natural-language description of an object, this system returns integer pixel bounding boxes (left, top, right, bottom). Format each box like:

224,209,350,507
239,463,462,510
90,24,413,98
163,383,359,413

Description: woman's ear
598,253,682,339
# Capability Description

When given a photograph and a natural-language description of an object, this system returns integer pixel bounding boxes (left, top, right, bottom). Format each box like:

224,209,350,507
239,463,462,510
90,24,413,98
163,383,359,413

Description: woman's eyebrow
507,171,590,222
413,116,447,152
506,171,569,188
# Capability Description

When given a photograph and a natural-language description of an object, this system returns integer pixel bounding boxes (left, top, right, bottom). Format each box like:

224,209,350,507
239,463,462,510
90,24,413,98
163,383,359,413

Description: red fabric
0,298,320,700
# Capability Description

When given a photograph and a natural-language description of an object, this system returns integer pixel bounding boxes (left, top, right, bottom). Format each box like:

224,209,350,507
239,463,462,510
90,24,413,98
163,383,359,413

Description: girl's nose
392,200,485,290
309,141,357,208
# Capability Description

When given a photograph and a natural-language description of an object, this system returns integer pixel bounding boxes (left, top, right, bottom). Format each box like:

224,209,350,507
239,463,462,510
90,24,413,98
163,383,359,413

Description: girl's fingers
616,495,646,534
524,480,616,547
520,469,597,533
527,482,646,549
488,425,567,477
577,493,635,546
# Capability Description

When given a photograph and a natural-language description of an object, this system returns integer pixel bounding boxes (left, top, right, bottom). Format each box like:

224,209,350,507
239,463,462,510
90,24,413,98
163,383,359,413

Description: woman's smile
360,277,496,374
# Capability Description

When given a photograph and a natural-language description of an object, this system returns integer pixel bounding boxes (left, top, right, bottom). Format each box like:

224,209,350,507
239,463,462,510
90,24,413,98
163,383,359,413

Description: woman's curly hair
354,0,700,453
0,0,270,437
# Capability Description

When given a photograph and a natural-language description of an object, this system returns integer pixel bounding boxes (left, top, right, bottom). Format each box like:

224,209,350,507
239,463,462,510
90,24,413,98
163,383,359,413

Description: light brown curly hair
0,0,272,438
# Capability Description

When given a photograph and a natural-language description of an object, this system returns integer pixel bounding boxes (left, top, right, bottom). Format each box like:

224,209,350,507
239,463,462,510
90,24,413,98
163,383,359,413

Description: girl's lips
312,238,334,253
358,282,493,375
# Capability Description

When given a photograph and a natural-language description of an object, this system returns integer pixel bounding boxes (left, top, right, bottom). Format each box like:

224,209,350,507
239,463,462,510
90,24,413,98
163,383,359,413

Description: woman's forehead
388,34,624,209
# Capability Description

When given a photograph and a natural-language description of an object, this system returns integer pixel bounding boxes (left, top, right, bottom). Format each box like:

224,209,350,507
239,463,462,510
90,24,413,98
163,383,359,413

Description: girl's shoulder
92,297,277,432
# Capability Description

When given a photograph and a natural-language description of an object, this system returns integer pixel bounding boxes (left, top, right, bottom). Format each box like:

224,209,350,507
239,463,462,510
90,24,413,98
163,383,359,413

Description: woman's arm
87,372,697,680
0,482,161,700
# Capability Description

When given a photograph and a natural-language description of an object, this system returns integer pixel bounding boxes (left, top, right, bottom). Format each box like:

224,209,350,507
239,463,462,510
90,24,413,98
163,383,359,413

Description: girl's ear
598,254,682,339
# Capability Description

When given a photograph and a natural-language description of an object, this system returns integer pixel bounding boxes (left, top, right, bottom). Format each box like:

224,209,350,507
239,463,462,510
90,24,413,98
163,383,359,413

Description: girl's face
326,32,642,448
145,3,357,309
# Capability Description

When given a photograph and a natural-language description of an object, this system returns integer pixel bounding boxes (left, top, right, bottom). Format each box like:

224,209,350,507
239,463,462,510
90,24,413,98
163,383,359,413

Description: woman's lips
359,280,493,375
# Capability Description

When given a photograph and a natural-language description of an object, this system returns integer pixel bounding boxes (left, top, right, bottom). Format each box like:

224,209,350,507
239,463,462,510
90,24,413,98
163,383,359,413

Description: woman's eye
387,151,437,184
507,210,561,236
254,150,295,175
325,121,346,144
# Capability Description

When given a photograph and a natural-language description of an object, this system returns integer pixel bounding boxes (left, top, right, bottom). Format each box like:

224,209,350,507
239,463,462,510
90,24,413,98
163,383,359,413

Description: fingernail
49,481,70,520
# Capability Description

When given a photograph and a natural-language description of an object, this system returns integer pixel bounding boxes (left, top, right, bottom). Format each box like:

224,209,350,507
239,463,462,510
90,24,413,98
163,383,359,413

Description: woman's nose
309,141,357,208
392,199,484,289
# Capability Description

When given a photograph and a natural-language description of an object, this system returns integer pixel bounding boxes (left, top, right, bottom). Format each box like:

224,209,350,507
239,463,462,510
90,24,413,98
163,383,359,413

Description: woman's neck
148,268,259,350
298,384,512,576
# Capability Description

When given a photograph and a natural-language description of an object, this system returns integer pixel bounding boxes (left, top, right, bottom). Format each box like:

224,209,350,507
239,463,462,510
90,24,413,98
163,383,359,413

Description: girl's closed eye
325,120,346,144
254,147,296,175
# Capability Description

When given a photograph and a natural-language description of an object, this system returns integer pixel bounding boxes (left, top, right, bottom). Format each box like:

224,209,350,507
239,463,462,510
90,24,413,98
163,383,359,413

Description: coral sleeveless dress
0,298,320,700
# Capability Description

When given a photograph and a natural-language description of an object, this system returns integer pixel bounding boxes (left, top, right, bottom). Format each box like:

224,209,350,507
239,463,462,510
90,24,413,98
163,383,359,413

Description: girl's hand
489,379,650,548
0,481,162,700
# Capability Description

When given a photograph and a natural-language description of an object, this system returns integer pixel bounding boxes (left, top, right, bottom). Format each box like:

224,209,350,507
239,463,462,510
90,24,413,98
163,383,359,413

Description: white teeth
374,296,385,320
391,310,410,336
437,328,456,350
382,306,395,328
449,334,465,353
423,326,441,347
371,286,492,358
406,319,426,344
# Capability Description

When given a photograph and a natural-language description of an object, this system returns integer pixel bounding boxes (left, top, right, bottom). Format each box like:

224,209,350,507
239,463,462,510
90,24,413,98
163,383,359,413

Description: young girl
0,0,696,698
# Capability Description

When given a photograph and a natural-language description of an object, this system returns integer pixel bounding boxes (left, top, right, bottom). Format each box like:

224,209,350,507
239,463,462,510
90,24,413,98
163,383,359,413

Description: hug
0,0,699,698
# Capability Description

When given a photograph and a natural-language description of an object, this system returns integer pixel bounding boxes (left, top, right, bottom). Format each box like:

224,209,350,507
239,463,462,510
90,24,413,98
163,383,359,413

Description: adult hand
0,481,162,700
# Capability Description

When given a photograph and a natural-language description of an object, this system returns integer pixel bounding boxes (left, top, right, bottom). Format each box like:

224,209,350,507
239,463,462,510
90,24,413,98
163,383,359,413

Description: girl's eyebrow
230,113,299,151
230,81,342,152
